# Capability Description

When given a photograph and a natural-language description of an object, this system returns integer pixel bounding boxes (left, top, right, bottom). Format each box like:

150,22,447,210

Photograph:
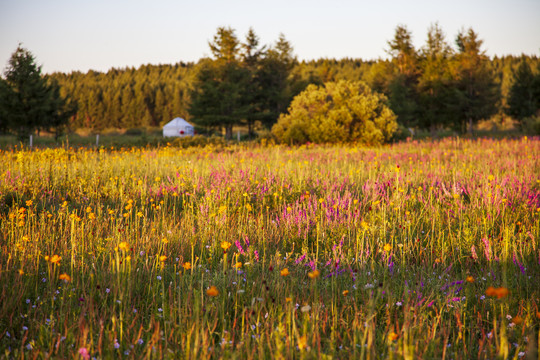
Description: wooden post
29,135,33,148
96,134,100,147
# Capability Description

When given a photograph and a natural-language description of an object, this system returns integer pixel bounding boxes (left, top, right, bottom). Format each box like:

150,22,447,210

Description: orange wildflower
342,290,349,296
50,255,61,264
206,286,219,297
485,286,496,297
118,242,129,251
183,262,192,270
233,262,242,269
221,241,231,251
280,268,290,277
159,255,167,262
59,273,71,282
485,286,509,299
308,269,320,279
512,316,523,325
466,276,474,283
495,287,509,299
389,332,399,341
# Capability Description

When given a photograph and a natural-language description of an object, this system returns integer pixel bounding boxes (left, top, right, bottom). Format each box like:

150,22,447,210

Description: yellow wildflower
298,335,308,350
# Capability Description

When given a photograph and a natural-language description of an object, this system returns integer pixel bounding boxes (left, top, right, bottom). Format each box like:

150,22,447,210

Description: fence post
29,134,33,149
96,134,100,147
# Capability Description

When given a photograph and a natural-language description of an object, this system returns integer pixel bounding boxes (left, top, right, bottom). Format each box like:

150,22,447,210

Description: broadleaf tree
272,80,397,145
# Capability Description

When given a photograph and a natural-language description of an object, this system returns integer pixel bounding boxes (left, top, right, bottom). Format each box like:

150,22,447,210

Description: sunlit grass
0,137,539,359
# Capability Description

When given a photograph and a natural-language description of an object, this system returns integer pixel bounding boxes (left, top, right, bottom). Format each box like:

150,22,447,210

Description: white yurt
162,117,195,137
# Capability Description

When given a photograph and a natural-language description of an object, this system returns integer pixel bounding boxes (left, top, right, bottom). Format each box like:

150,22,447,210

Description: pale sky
1,0,539,74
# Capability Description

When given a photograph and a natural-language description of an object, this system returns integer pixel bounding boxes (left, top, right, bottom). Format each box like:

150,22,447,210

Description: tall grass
0,137,539,359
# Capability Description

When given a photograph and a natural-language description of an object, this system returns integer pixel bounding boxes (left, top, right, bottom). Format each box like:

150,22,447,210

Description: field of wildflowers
0,137,539,359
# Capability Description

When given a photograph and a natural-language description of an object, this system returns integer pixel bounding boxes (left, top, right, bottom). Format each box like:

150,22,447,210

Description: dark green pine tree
506,56,538,121
189,58,251,138
43,77,77,140
241,28,266,136
452,28,500,133
256,33,296,129
386,25,420,127
417,23,455,130
2,45,52,139
190,27,252,139
0,78,13,133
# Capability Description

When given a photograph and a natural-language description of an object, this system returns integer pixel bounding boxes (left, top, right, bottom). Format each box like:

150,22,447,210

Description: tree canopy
272,80,397,144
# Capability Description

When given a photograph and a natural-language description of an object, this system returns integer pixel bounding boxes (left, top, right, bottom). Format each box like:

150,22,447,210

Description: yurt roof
163,117,193,128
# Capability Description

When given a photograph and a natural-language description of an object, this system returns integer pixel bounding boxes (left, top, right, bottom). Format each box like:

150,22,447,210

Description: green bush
272,80,397,145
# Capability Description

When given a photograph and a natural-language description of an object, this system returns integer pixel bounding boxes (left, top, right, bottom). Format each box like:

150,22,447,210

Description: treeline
50,63,195,130
4,24,540,138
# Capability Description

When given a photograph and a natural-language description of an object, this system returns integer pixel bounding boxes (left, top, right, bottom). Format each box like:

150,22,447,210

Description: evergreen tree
189,58,251,138
386,25,420,127
452,28,499,133
0,78,14,133
506,56,537,121
209,27,240,62
241,28,266,136
417,23,455,130
2,45,52,138
387,25,418,78
43,77,77,140
256,34,296,129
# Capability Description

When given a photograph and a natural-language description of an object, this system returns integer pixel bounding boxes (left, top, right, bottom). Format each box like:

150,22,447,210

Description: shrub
272,80,397,145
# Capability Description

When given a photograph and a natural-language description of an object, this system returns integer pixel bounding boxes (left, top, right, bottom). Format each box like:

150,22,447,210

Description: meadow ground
0,137,539,359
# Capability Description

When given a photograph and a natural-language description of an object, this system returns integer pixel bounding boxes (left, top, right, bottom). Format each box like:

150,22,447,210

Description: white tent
162,118,195,137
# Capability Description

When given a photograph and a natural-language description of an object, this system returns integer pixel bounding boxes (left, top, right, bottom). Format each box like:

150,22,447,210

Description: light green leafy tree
272,80,397,144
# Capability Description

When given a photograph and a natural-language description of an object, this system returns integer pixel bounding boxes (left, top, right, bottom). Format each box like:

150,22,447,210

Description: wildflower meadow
0,137,539,359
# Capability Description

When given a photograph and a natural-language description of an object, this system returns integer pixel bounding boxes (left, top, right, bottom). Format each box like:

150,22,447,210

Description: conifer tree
386,25,420,127
417,23,455,130
452,28,499,133
2,45,52,138
506,56,537,121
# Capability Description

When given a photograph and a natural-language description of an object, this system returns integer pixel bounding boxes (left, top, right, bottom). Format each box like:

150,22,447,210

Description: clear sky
1,0,539,74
